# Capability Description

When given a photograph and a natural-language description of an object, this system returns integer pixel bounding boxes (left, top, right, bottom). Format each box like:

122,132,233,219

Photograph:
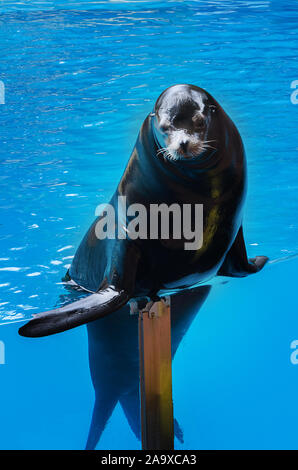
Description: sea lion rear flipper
85,392,118,450
174,418,184,443
19,242,140,338
218,226,268,278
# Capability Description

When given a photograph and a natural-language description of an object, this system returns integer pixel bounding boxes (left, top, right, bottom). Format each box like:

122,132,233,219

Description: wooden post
138,299,174,450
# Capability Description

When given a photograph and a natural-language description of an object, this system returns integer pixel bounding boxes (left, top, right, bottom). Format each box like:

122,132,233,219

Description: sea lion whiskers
156,147,174,161
156,147,168,156
201,139,217,152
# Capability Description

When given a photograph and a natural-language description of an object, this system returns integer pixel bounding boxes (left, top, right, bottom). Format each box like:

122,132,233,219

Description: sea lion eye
209,105,217,113
159,120,171,132
192,114,205,129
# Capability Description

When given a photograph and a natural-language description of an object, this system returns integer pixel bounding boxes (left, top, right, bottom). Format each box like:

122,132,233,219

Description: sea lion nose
180,141,189,153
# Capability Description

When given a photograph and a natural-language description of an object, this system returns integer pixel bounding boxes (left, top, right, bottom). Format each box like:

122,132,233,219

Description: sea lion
19,84,268,338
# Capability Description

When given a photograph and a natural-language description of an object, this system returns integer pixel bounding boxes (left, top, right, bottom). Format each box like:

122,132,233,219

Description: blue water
0,0,298,450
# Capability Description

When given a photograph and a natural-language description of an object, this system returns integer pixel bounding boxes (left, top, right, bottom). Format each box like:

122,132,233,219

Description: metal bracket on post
138,296,174,450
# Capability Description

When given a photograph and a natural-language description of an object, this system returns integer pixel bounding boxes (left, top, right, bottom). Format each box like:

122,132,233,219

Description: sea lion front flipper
218,226,268,278
18,288,131,338
18,242,140,338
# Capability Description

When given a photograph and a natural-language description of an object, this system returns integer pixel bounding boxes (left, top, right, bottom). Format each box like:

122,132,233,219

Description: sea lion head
152,84,217,161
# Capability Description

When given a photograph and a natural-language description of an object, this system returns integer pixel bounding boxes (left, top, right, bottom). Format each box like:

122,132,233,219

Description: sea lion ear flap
208,105,217,113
